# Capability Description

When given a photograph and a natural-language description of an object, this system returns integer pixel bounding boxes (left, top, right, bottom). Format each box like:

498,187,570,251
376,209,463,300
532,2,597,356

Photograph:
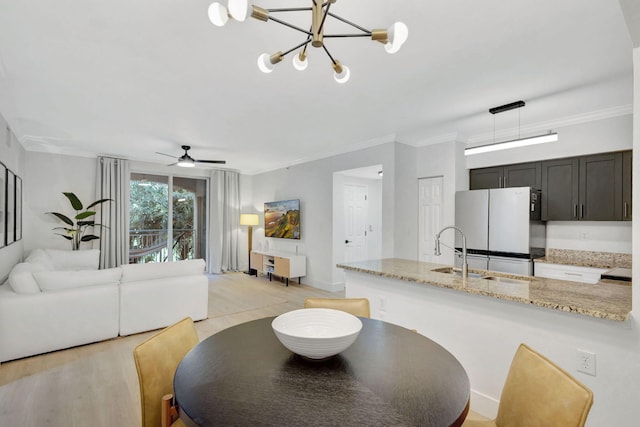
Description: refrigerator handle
580,204,584,219
573,204,578,219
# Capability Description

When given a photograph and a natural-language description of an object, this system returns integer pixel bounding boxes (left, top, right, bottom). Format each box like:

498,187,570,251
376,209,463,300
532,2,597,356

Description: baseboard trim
470,389,499,419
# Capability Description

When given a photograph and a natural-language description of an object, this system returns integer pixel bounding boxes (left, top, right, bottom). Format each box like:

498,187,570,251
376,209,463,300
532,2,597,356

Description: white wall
23,152,97,253
250,142,401,291
0,115,25,282
466,114,633,254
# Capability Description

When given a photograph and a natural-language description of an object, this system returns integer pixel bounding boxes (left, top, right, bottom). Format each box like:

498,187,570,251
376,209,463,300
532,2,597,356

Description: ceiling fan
155,145,226,167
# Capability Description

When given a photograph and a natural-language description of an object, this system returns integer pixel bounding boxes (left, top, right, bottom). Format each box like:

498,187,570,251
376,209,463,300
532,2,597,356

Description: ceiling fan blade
167,162,178,166
195,159,226,164
155,151,177,159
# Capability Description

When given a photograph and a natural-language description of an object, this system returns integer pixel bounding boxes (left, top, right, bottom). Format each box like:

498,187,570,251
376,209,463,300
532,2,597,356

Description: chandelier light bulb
258,53,275,73
292,53,308,71
385,22,408,54
228,0,249,21
333,65,350,84
208,2,229,27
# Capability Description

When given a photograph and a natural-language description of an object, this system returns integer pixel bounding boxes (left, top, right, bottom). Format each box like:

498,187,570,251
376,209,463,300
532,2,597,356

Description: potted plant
47,192,112,250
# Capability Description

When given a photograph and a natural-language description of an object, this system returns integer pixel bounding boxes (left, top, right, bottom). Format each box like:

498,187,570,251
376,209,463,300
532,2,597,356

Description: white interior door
344,183,368,262
418,177,444,263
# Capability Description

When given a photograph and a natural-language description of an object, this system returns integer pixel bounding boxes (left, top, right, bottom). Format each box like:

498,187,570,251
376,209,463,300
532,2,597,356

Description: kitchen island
337,258,636,426
337,258,631,321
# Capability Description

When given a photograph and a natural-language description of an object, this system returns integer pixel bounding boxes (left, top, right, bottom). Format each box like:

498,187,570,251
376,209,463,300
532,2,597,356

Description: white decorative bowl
272,308,363,359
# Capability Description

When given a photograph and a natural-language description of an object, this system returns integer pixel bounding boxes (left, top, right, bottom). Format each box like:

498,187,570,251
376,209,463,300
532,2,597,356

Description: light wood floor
0,273,341,427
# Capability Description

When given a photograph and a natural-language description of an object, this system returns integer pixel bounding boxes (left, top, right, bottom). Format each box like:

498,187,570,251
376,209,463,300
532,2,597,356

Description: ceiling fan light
332,62,350,84
208,2,229,27
384,22,408,54
292,53,308,71
177,158,196,167
228,0,249,21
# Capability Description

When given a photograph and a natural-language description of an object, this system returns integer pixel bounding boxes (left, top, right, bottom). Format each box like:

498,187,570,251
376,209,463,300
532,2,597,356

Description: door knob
345,240,352,244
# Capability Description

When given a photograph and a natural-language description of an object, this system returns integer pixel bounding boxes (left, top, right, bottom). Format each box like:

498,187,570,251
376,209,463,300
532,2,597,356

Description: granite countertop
534,248,632,269
337,258,632,322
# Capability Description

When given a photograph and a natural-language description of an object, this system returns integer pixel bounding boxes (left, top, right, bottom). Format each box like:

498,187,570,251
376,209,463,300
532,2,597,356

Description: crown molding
245,133,397,176
467,104,633,145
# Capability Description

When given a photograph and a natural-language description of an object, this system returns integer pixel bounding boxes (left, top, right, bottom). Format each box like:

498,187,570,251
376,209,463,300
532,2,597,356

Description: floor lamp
240,213,259,275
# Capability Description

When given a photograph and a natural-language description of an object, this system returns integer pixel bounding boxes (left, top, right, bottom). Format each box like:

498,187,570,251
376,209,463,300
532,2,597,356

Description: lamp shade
240,214,260,226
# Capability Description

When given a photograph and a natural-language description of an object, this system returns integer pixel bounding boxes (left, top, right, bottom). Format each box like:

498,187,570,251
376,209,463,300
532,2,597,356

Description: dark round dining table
174,316,470,427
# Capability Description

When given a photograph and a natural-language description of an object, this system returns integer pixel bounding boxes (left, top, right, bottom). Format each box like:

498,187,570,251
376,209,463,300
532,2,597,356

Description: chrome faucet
434,226,468,279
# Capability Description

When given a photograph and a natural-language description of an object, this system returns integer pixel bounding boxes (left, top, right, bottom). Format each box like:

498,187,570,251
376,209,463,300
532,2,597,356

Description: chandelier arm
267,16,313,36
323,34,373,38
267,7,313,13
317,2,331,35
282,39,312,57
326,12,371,34
321,44,338,65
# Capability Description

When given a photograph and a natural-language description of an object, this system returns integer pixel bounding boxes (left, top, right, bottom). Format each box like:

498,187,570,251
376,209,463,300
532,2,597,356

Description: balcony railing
129,228,195,263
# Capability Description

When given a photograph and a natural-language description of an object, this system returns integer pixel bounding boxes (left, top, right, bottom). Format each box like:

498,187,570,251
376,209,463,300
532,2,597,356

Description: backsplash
546,221,632,254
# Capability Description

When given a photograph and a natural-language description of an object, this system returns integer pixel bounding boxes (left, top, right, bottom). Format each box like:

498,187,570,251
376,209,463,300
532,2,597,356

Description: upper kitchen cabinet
469,162,541,190
579,152,623,221
542,151,628,221
622,150,632,221
541,158,580,220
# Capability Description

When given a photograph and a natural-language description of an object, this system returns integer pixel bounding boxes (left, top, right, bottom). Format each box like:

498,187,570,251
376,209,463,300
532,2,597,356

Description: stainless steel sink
431,267,486,279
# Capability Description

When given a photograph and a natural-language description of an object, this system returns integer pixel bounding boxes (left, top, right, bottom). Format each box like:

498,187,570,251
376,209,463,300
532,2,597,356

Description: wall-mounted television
264,199,300,239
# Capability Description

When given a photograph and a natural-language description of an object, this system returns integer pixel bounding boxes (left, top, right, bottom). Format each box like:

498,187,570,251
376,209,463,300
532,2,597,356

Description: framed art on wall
0,162,5,248
15,175,22,241
6,169,14,245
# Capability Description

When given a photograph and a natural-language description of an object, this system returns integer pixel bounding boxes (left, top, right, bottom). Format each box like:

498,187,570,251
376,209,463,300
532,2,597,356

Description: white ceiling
0,0,633,175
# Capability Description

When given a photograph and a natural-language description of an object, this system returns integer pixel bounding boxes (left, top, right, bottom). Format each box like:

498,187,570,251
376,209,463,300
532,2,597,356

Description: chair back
133,317,199,427
495,343,594,427
304,297,370,318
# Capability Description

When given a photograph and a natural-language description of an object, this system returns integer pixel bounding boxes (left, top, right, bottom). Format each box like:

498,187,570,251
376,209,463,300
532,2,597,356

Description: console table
250,250,306,286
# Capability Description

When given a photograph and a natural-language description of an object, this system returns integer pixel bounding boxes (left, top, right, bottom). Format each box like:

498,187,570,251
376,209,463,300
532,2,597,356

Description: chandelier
207,0,408,83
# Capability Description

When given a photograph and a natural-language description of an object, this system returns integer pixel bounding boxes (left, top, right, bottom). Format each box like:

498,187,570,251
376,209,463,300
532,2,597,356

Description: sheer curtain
95,157,130,268
209,169,240,273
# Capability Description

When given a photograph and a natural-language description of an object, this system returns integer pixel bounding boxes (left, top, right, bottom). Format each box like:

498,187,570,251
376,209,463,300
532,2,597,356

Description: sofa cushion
44,249,100,271
24,249,54,271
8,263,43,294
33,268,122,292
120,259,206,283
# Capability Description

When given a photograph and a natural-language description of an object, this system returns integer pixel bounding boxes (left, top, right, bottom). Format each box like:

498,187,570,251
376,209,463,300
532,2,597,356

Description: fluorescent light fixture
465,132,558,156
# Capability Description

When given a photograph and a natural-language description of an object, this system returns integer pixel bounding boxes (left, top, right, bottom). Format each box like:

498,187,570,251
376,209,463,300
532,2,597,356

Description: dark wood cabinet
623,150,632,221
579,152,623,221
541,158,580,220
472,150,631,221
470,162,541,190
541,152,628,221
469,167,503,189
504,162,542,189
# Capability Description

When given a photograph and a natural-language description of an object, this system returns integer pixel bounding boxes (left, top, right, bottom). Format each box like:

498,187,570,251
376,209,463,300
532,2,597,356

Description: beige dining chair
304,297,371,318
463,343,594,427
133,317,199,427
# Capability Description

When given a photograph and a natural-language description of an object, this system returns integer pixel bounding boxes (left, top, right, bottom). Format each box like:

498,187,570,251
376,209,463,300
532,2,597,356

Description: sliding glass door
129,173,207,264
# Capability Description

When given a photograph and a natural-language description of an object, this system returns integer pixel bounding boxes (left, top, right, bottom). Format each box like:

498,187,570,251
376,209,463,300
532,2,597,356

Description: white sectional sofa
0,249,208,363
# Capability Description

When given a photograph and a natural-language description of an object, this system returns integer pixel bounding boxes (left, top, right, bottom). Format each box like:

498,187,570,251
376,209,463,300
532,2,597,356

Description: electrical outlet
576,349,596,376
